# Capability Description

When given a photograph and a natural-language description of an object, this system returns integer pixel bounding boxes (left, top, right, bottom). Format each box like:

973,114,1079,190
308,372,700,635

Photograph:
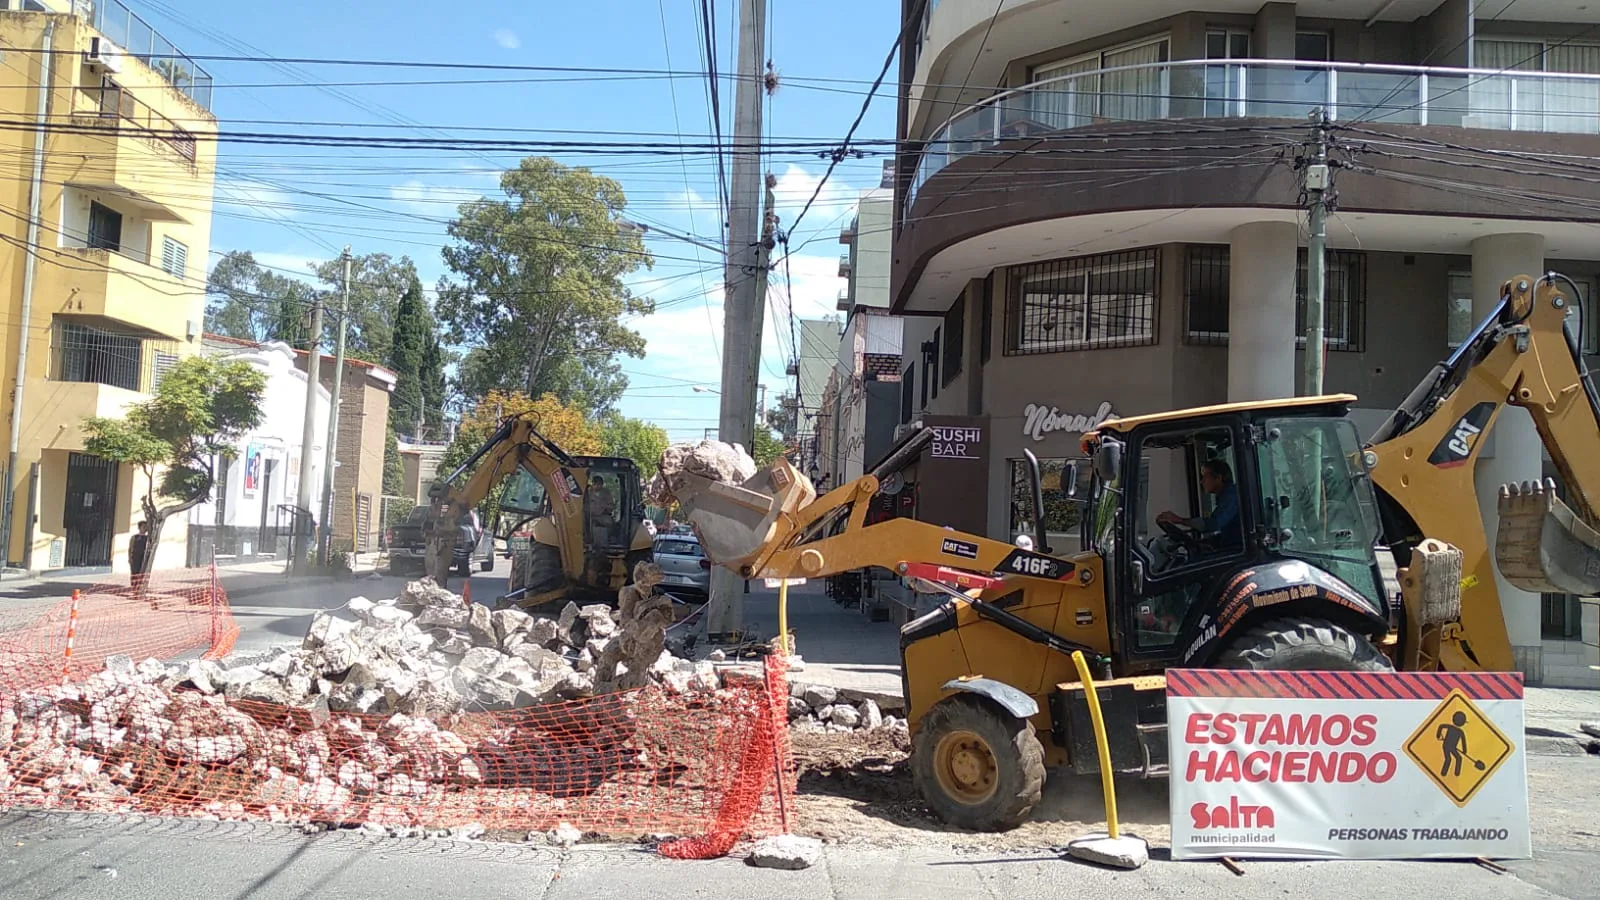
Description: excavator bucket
1495,478,1600,595
662,455,817,571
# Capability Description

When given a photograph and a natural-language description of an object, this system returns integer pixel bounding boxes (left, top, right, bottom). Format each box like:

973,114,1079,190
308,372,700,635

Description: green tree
312,252,420,363
420,331,450,436
435,157,655,416
83,355,267,568
383,428,405,498
765,391,798,440
205,251,317,344
385,275,429,437
751,426,786,468
598,413,669,478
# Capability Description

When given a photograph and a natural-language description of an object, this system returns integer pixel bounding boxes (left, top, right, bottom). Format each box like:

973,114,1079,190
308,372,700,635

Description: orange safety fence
0,570,794,856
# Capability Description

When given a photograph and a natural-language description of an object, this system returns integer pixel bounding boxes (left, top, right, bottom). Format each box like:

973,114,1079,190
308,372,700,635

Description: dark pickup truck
386,507,492,576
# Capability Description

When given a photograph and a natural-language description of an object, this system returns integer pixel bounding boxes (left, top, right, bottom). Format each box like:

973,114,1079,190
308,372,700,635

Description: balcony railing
906,57,1600,212
83,0,214,111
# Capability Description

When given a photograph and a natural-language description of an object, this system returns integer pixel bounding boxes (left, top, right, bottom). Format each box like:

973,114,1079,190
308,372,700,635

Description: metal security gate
64,453,118,567
355,493,373,551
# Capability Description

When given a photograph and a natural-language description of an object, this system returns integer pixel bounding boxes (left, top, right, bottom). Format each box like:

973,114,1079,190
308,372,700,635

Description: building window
928,328,940,402
1449,270,1596,352
87,201,123,252
1006,248,1159,356
980,273,994,364
1474,39,1600,133
55,320,142,392
1008,457,1092,539
160,236,188,279
943,294,964,387
1181,245,1366,352
1030,36,1172,128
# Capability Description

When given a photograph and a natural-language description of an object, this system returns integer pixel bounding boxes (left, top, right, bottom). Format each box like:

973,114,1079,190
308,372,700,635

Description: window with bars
1182,245,1367,351
55,320,143,391
1005,248,1160,356
160,236,188,279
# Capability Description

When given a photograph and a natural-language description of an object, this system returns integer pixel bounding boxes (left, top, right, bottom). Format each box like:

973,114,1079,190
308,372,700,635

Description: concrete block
745,834,822,870
1066,833,1149,869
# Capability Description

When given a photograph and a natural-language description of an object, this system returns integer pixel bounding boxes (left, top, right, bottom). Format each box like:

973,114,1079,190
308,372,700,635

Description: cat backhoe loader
423,412,654,610
651,271,1600,832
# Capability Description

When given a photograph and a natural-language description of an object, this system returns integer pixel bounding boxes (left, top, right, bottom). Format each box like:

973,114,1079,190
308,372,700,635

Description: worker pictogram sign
1403,689,1514,807
1167,669,1530,861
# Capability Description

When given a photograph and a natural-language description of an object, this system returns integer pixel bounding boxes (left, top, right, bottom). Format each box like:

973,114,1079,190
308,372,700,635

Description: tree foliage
205,251,317,345
384,275,430,437
597,413,669,478
312,252,420,363
435,157,655,416
765,391,798,440
438,390,604,479
83,355,267,563
751,426,786,469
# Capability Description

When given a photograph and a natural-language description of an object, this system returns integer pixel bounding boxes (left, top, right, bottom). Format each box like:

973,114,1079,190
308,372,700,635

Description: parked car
386,506,491,577
652,534,711,594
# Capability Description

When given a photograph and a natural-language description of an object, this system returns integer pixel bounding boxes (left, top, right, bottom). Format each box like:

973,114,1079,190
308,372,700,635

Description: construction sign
1167,669,1530,861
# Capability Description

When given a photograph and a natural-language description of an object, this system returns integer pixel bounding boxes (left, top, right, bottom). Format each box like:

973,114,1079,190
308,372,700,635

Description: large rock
465,604,497,646
304,612,359,650
459,647,506,677
492,608,535,646
400,579,461,611
858,699,883,730
801,684,837,710
830,705,861,728
745,834,822,870
417,606,469,630
367,605,414,629
526,617,562,648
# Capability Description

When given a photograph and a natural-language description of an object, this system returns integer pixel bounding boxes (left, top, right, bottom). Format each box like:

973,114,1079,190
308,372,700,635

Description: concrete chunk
801,684,837,710
1066,834,1148,870
745,834,821,870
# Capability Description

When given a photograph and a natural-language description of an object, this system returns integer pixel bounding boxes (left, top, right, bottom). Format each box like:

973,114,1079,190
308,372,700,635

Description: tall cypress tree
386,276,428,438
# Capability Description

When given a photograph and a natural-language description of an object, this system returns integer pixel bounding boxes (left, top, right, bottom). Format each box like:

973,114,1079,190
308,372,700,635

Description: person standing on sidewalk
128,520,151,601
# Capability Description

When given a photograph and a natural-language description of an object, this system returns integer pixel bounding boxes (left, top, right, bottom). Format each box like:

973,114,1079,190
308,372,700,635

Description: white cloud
389,179,489,217
493,28,521,49
770,164,856,234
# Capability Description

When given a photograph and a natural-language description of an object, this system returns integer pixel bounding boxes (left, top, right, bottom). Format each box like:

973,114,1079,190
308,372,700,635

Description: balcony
36,248,194,341
839,253,853,278
836,288,852,312
86,0,215,111
839,217,857,244
906,57,1600,212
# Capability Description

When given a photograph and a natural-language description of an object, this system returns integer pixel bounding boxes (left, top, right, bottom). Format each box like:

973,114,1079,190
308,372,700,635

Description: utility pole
706,0,769,640
295,288,326,573
1,18,55,575
317,247,352,567
1302,108,1331,397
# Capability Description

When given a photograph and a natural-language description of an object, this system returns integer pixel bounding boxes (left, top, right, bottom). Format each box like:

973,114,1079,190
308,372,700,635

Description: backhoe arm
422,414,587,582
1367,273,1600,671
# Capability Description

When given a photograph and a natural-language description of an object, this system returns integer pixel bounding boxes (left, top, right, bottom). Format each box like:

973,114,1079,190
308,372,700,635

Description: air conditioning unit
84,37,124,74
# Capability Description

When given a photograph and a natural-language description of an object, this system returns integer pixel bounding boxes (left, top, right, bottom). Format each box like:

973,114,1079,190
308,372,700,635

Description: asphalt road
0,802,1593,900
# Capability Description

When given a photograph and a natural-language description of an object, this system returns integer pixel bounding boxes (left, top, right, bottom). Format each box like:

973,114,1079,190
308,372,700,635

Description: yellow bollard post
777,578,791,656
1072,650,1119,840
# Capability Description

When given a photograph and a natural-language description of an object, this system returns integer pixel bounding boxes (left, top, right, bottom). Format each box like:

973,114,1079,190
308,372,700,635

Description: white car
653,534,710,594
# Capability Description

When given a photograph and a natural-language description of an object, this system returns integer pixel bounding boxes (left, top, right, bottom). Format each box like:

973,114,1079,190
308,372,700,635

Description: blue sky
146,0,901,441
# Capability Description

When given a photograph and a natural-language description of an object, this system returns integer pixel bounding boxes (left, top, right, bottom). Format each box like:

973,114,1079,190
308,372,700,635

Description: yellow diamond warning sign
1404,689,1515,808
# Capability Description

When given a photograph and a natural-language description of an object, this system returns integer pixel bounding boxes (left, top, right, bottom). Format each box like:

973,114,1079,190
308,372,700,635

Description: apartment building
0,3,217,574
892,0,1600,684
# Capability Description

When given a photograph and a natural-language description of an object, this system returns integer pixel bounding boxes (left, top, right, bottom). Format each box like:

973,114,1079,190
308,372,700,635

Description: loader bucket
665,456,817,571
1495,478,1600,595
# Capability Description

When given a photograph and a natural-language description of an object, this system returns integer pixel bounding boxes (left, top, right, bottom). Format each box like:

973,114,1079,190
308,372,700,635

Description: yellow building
0,3,217,573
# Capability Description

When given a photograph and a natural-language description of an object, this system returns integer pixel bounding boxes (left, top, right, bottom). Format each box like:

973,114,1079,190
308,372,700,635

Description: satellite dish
881,471,905,495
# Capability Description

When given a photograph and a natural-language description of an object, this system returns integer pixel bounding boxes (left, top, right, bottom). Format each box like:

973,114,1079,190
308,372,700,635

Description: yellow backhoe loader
423,412,655,609
652,272,1600,831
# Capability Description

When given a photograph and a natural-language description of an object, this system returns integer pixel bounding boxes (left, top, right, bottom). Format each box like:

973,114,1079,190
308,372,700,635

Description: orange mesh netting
0,571,794,857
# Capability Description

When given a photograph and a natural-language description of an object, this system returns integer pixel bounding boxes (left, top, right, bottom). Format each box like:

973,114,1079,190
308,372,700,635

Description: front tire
911,695,1045,832
1213,616,1394,671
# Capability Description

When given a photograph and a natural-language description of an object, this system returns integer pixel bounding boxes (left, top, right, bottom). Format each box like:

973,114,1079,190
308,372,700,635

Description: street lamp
691,385,719,394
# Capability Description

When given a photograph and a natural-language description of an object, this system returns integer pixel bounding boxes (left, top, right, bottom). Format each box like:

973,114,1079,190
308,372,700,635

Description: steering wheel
1159,518,1203,549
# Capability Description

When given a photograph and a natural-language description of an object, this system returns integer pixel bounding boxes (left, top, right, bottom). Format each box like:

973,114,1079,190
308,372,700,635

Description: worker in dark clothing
1158,458,1242,548
129,520,151,600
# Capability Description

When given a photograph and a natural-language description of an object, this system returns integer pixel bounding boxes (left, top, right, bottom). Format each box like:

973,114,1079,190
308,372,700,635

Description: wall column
1227,221,1299,402
1471,233,1546,681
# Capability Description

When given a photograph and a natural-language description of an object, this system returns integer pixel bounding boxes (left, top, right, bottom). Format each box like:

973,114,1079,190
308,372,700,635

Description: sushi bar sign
1023,401,1115,442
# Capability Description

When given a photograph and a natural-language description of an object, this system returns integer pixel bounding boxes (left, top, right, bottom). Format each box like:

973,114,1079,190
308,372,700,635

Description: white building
186,339,330,562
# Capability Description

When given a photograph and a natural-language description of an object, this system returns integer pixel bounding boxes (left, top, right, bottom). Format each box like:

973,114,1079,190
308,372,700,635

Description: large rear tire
911,695,1045,832
1213,616,1394,671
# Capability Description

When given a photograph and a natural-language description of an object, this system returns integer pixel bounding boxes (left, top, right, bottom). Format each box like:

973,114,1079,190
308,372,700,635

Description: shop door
64,453,118,567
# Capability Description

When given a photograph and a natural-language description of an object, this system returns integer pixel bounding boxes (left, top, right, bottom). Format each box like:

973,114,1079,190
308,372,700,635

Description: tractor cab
1080,394,1392,678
